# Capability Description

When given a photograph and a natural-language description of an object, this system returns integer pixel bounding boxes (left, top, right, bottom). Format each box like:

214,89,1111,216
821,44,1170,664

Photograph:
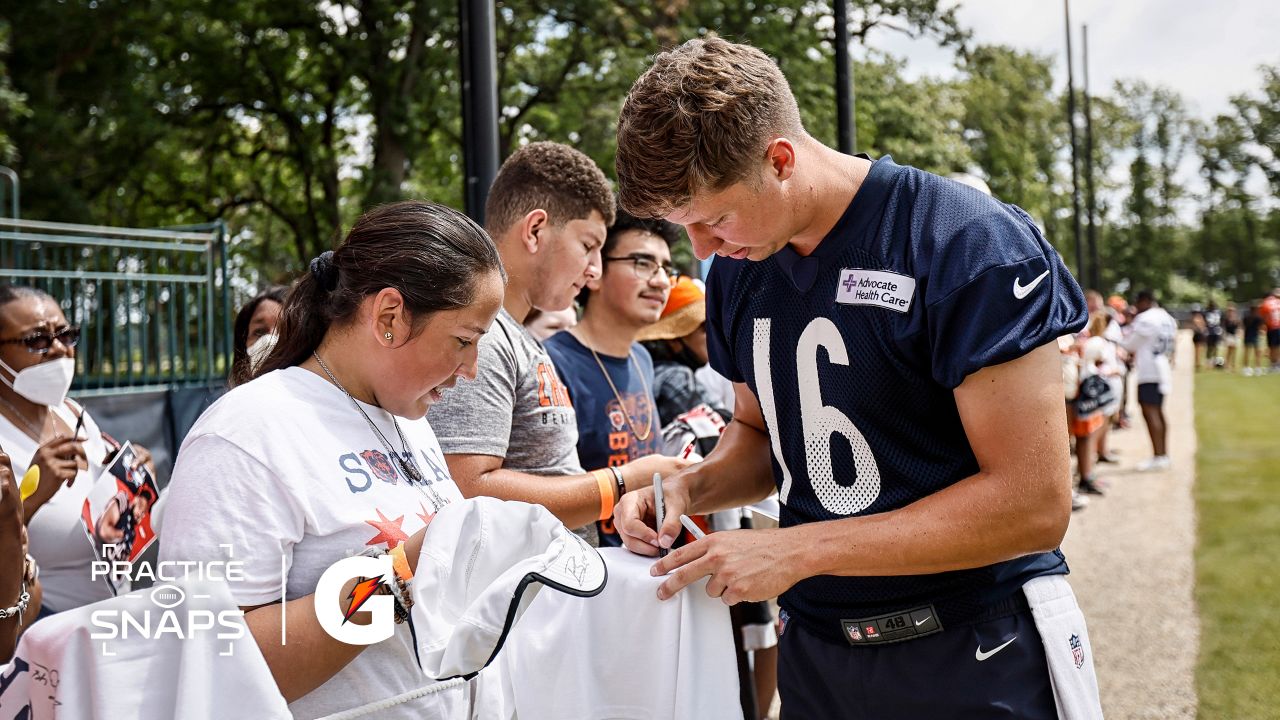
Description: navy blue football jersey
705,156,1088,643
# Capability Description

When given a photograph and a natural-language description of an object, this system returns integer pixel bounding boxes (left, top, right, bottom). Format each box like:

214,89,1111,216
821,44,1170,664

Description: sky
851,0,1279,215
856,0,1279,120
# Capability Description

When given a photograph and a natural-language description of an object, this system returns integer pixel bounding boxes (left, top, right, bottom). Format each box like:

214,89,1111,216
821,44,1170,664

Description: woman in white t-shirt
0,284,156,615
1082,311,1125,469
160,201,506,719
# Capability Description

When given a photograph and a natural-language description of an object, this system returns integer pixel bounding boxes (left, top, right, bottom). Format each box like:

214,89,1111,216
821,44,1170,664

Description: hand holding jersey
617,381,795,604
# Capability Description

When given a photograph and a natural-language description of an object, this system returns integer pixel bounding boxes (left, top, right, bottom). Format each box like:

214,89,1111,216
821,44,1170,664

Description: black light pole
1064,0,1085,283
834,0,856,154
1082,25,1101,291
459,0,500,225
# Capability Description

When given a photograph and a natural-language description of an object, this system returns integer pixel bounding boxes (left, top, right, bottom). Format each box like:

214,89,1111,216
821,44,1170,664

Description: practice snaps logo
314,555,397,645
87,544,248,657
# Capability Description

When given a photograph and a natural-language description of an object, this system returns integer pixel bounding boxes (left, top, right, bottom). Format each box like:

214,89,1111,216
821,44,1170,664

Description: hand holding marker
653,473,667,558
654,470,708,552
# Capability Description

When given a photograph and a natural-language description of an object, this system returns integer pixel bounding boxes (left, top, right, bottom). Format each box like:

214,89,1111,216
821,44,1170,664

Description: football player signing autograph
613,38,1103,719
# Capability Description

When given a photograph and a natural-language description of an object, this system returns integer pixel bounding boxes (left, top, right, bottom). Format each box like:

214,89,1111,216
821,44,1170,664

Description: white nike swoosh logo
915,616,931,626
1013,270,1051,299
975,636,1018,662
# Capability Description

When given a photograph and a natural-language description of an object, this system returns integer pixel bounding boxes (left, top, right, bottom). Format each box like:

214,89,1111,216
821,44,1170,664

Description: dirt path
1060,330,1199,719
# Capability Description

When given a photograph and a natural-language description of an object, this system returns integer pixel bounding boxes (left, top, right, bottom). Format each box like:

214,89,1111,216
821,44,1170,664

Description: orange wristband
388,544,413,582
592,469,615,521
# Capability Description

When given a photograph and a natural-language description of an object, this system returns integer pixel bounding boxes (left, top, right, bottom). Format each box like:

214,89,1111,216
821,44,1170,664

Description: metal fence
0,217,232,395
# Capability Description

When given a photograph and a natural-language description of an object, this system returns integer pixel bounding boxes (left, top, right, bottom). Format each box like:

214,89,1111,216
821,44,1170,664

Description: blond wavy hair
616,37,803,218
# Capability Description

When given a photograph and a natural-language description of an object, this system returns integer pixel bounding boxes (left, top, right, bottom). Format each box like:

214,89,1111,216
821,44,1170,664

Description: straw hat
636,276,706,341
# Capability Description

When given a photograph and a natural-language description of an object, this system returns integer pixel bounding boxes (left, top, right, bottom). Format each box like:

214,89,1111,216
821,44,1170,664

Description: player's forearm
794,455,1071,579
682,419,776,515
463,468,605,529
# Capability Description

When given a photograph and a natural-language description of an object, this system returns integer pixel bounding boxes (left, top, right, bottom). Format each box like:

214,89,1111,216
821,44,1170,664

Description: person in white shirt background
1081,311,1125,484
160,200,507,719
0,284,156,617
1122,289,1178,471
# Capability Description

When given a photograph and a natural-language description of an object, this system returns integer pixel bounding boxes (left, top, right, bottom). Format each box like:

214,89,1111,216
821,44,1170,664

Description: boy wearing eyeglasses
427,145,689,548
544,208,682,545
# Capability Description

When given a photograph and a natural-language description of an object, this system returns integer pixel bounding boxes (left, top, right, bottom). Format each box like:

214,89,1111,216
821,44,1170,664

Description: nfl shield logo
1069,634,1085,669
848,625,862,642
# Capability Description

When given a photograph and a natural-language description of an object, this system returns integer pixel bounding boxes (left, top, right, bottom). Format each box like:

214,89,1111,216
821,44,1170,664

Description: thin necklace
0,394,51,443
582,338,653,442
312,352,448,512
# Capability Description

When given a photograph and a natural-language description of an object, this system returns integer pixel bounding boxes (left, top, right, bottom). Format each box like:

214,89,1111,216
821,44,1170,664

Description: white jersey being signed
161,367,466,719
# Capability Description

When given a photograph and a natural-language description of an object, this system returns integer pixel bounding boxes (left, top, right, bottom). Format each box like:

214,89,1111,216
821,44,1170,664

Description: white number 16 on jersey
753,317,881,516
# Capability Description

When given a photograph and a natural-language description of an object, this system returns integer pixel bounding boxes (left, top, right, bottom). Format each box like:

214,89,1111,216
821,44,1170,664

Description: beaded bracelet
0,582,31,623
387,574,414,625
357,547,414,624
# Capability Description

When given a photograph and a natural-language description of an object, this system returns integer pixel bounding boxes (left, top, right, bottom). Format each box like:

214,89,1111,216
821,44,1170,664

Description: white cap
411,497,607,680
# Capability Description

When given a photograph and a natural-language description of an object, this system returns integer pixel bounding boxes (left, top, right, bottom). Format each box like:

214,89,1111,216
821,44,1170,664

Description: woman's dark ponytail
254,257,338,377
309,251,338,292
253,201,504,380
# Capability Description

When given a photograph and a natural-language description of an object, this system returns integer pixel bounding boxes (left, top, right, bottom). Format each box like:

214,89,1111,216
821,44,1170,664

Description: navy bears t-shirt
544,331,663,545
705,156,1088,643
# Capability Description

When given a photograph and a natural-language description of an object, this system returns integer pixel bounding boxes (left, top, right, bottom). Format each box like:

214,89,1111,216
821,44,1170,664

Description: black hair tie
309,250,339,292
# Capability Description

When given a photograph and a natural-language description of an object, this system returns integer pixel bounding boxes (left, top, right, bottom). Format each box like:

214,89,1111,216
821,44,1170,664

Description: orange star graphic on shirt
364,509,409,549
417,502,436,527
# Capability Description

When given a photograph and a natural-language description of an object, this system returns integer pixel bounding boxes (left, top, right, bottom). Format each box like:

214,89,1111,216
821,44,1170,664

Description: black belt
838,592,1030,647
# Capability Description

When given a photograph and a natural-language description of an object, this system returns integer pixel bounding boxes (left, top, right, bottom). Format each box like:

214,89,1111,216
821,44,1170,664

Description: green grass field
1195,370,1280,719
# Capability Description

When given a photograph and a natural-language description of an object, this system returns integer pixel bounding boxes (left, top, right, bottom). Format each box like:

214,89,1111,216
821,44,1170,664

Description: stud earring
384,332,394,342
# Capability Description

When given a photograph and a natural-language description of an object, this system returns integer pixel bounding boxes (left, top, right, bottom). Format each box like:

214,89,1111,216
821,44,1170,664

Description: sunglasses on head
0,326,81,354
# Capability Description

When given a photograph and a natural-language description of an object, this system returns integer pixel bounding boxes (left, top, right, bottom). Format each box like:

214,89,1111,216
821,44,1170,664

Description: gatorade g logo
314,555,396,645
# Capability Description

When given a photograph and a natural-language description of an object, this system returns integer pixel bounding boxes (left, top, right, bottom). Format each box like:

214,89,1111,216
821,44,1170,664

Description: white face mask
247,332,278,372
0,356,76,407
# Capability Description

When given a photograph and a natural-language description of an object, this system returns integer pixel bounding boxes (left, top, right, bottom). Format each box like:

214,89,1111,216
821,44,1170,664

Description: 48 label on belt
841,605,941,646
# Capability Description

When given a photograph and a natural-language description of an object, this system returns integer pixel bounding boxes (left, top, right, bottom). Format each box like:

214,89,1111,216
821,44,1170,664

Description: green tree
2,0,972,285
1084,94,1138,292
0,21,27,167
1195,112,1277,299
1232,64,1280,194
958,45,1061,225
850,56,971,173
1107,81,1194,296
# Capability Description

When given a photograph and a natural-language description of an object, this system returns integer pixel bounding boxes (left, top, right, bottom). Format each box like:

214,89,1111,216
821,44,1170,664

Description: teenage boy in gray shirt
428,142,688,540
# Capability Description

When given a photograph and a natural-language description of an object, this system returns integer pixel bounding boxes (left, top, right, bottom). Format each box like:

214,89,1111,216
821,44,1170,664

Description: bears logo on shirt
360,449,399,484
535,362,573,408
339,446,453,495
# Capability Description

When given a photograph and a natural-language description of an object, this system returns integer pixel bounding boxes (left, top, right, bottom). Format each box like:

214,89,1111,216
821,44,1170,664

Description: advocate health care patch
835,268,916,313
